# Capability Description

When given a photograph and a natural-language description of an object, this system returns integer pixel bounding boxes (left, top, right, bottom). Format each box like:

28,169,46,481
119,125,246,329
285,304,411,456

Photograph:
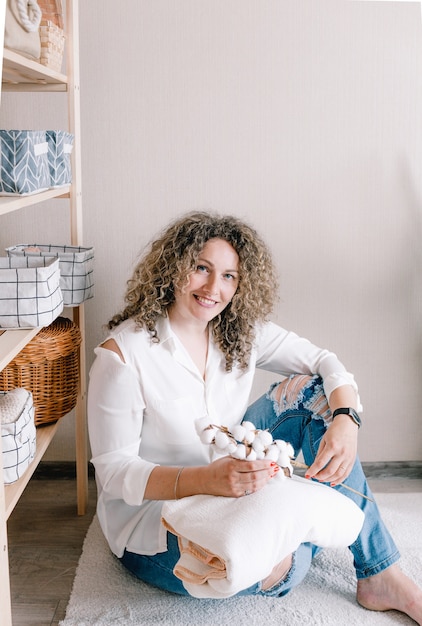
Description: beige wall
1,0,422,462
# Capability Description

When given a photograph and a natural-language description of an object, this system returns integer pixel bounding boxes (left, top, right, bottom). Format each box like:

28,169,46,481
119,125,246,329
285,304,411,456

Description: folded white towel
161,475,364,598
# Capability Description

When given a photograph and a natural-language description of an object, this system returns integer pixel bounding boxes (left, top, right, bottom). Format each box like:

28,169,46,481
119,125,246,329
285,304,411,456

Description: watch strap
332,407,361,428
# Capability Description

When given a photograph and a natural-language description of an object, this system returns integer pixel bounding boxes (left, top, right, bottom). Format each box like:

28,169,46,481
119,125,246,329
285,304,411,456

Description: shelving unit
0,3,87,624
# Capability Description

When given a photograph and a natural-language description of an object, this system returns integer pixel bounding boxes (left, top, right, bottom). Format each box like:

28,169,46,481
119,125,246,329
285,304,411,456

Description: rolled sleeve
256,322,362,412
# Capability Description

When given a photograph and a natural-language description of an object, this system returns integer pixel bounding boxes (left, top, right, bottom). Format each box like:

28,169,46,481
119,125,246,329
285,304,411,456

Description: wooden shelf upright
0,3,88,624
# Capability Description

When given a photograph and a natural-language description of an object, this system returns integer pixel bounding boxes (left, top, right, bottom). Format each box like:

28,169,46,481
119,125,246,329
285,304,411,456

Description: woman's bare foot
357,563,422,625
262,553,293,590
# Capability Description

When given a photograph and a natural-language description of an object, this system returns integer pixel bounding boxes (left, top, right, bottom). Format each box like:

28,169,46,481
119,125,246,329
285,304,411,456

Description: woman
88,211,422,622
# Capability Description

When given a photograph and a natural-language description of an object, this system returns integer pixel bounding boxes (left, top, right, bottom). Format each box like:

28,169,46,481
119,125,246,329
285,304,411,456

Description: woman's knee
270,375,331,424
271,375,314,407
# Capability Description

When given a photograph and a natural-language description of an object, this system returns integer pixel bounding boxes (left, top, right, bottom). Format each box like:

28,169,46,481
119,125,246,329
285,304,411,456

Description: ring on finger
244,489,252,496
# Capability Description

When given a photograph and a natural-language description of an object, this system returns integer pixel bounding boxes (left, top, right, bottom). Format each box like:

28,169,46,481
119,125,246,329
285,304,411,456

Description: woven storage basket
38,0,65,72
39,20,65,72
0,317,81,426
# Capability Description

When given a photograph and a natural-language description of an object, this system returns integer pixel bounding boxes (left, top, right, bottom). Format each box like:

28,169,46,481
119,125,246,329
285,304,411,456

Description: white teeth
196,296,215,305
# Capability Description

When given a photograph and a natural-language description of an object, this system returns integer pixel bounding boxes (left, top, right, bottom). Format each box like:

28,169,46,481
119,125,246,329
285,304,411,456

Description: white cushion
161,475,364,598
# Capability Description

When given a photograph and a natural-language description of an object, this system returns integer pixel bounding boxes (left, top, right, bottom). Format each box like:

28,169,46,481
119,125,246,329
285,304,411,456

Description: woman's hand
203,455,279,498
305,414,358,485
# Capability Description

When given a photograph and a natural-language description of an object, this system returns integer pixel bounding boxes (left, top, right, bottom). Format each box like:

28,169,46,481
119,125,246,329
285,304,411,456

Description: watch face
349,410,361,425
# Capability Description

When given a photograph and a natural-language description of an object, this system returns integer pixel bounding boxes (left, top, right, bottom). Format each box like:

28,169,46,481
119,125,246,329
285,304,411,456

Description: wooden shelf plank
2,48,67,87
0,328,40,371
0,187,71,216
4,421,59,519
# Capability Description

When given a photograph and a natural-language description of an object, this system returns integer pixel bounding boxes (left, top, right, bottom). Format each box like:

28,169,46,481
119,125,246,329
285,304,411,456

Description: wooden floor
6,463,422,626
7,465,97,626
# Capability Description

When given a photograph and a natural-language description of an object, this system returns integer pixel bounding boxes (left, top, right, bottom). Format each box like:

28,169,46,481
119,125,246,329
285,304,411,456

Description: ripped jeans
120,375,400,597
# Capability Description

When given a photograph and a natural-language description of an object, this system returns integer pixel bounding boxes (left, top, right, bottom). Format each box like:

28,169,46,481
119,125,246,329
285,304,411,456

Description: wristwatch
332,407,361,428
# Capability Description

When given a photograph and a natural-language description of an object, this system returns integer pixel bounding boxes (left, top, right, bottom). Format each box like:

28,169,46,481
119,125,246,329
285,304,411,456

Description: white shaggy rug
60,492,422,626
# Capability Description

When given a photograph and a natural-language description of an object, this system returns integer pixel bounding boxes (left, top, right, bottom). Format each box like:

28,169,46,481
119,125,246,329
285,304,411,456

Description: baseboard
34,461,95,480
33,460,422,480
362,461,422,479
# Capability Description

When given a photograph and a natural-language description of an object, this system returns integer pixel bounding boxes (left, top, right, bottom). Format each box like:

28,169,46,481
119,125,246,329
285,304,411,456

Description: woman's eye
196,264,208,273
224,273,237,281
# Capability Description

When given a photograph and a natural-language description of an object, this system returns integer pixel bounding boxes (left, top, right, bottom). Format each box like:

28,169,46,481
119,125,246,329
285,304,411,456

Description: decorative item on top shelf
0,130,50,196
37,0,63,28
6,244,94,306
1,388,36,484
46,130,74,187
38,0,65,72
0,256,63,328
0,317,82,426
4,0,42,61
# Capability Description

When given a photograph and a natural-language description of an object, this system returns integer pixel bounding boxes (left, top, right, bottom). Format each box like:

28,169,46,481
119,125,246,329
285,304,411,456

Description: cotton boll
277,451,292,468
199,428,216,444
227,442,238,455
195,416,211,435
252,438,265,453
280,462,293,478
264,445,279,462
210,445,226,462
256,430,273,447
286,442,295,458
246,448,257,461
242,421,256,432
255,449,266,460
274,439,295,458
231,444,247,460
214,430,231,450
231,424,246,442
243,429,256,444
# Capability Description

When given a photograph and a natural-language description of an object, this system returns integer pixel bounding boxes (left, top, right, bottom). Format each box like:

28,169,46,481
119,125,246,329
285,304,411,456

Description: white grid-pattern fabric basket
0,256,63,328
6,244,94,307
1,389,36,485
46,130,74,187
0,130,50,196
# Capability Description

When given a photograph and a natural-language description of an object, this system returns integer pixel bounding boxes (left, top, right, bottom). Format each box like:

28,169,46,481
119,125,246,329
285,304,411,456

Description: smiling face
170,238,240,328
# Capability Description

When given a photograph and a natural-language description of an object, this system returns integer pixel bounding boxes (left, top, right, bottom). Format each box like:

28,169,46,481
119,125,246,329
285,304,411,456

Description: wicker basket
38,1,65,72
40,20,65,72
0,317,81,426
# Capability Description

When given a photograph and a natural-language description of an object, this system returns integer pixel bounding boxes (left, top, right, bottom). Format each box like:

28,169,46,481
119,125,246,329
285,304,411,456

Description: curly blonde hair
108,211,279,371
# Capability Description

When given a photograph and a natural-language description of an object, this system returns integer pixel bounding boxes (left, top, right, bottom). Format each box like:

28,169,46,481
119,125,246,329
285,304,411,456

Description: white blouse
87,316,360,557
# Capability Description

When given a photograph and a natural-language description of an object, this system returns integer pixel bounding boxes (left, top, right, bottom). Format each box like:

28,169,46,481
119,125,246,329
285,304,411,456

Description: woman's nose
205,274,219,294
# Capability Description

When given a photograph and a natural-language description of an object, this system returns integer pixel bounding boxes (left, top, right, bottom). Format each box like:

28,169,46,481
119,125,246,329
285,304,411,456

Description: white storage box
0,130,50,196
1,388,36,485
0,256,63,328
46,130,74,187
6,244,94,307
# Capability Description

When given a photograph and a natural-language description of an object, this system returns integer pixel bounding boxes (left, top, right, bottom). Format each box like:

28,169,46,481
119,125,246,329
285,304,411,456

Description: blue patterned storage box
0,256,63,328
0,130,50,195
46,130,74,187
6,244,94,307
